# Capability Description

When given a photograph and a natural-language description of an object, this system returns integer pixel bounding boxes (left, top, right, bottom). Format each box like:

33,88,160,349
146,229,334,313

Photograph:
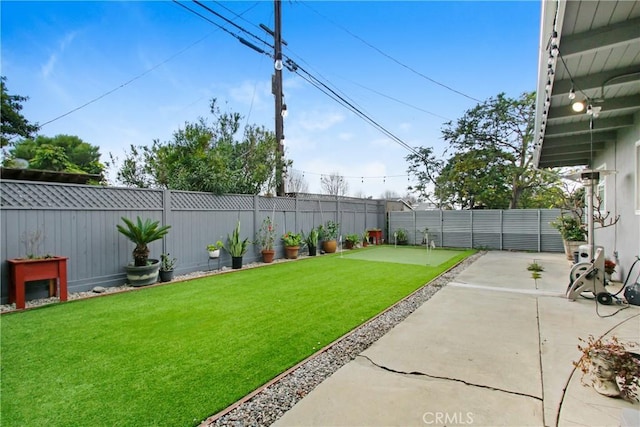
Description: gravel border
1,250,484,426
203,251,485,427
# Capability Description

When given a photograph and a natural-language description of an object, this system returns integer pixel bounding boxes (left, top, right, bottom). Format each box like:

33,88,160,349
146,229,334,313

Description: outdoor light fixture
281,103,288,118
274,59,283,71
568,87,576,100
586,104,593,115
572,100,586,112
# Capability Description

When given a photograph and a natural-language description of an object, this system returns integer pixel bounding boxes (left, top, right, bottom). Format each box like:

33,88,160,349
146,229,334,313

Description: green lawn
1,248,474,426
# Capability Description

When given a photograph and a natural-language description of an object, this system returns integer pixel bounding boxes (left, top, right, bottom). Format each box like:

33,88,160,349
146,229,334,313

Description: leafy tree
8,134,104,175
434,148,512,209
321,172,349,196
405,146,443,206
1,76,39,147
114,99,288,195
440,92,541,209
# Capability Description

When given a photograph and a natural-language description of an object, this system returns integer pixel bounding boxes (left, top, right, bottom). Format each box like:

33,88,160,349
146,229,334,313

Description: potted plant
226,221,249,269
345,233,360,249
303,227,319,256
7,230,69,309
320,220,339,253
159,253,177,282
395,228,408,245
117,216,171,287
574,335,640,401
207,241,224,258
362,230,370,247
256,216,277,263
282,231,303,259
551,214,587,261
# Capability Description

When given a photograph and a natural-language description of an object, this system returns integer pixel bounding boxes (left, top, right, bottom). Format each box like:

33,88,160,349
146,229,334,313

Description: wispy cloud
297,110,344,131
228,80,270,109
41,31,78,78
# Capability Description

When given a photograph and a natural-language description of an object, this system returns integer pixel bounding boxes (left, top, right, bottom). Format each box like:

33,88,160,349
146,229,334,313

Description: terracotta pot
285,246,299,259
323,240,337,253
345,241,355,250
262,250,275,263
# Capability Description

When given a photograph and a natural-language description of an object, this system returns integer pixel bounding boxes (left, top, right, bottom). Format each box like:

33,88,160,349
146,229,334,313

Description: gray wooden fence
389,209,564,252
0,180,385,302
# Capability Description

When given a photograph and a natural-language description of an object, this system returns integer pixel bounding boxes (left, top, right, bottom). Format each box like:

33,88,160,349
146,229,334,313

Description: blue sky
1,1,541,197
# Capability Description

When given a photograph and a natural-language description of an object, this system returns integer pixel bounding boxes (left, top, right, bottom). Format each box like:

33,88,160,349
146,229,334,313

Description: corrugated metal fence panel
388,209,564,252
442,211,472,248
541,209,564,252
389,211,415,244
502,210,540,251
415,211,442,246
0,181,387,302
471,210,501,249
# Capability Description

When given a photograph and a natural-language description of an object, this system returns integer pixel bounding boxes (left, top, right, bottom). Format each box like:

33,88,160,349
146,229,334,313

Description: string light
568,87,576,100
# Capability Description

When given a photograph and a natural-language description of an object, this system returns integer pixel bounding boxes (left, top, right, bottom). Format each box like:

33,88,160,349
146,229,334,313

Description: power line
299,1,481,103
39,29,216,128
191,0,272,50
174,1,428,161
38,1,261,128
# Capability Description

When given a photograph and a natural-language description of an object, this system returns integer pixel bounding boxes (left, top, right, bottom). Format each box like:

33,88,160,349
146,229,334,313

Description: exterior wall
388,209,564,252
0,181,386,303
593,111,640,281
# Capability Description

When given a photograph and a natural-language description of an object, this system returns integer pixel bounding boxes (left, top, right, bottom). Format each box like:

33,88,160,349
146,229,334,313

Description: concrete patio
274,251,640,426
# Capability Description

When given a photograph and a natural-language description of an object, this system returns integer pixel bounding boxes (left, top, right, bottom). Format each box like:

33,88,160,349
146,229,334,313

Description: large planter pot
7,256,69,309
231,256,243,269
285,246,300,259
126,259,160,287
159,270,174,283
564,240,586,261
262,250,275,263
345,241,355,250
308,245,317,256
323,239,337,253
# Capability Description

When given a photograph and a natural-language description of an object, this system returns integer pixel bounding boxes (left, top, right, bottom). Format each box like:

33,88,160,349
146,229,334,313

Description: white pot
208,249,220,258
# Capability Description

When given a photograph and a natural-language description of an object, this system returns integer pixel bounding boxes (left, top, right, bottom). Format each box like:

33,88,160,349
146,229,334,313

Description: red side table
7,257,68,309
368,229,383,245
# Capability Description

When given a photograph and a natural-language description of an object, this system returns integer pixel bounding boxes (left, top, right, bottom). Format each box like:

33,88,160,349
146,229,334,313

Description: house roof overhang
533,0,640,169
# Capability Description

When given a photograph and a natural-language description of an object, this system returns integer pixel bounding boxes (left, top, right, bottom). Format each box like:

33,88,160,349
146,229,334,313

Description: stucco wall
594,110,640,282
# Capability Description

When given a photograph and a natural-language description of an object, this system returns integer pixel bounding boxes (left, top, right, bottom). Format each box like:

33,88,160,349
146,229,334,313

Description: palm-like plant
117,217,171,266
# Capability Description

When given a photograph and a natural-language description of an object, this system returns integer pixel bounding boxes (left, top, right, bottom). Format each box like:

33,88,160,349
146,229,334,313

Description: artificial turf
1,247,474,426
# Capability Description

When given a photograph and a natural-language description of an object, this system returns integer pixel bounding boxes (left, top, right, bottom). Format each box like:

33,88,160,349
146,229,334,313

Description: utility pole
273,0,285,196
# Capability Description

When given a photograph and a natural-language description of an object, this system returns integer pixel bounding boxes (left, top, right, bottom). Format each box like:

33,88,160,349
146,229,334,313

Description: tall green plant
117,217,171,266
551,214,586,241
226,221,249,257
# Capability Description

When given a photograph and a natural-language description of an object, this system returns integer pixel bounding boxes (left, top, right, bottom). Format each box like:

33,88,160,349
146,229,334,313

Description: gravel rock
203,251,485,427
92,286,107,293
0,250,485,427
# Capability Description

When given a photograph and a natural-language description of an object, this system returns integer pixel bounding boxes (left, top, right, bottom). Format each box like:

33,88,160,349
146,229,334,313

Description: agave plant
117,217,171,266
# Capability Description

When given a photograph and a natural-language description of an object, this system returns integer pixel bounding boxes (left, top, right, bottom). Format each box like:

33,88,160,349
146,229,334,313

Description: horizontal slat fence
389,209,564,252
1,180,385,303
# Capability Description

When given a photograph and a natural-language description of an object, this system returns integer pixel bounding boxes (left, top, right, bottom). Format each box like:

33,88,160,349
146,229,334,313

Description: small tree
321,172,349,196
1,76,39,148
